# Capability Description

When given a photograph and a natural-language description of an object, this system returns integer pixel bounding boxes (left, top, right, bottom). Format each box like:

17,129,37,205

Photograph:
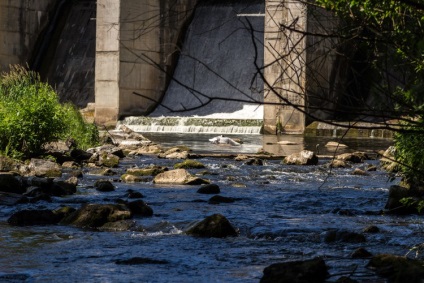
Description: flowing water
1,134,422,282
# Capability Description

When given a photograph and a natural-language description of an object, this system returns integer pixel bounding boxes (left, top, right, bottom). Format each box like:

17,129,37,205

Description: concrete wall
95,0,197,125
0,0,55,71
264,0,307,134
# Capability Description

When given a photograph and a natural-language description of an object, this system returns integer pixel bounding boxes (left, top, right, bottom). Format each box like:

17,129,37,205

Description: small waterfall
118,117,263,135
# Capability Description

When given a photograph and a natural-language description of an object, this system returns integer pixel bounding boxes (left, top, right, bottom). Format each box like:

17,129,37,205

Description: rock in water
283,150,318,165
186,214,238,238
260,257,328,283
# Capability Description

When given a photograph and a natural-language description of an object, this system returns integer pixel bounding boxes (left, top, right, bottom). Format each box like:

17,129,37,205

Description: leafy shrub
0,65,98,158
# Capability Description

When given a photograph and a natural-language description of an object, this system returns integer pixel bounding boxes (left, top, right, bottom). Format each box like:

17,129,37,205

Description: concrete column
94,0,121,124
0,0,55,71
95,0,197,125
264,0,307,134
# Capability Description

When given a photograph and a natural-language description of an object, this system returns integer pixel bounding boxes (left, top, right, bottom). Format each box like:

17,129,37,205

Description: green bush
0,65,98,158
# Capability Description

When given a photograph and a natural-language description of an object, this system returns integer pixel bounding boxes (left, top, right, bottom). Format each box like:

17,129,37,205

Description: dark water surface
2,134,421,283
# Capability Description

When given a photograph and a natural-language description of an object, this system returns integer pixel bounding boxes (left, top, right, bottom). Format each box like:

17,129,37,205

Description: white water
125,123,262,135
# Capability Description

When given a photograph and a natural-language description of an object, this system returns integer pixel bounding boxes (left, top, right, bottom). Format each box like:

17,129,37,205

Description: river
1,134,421,282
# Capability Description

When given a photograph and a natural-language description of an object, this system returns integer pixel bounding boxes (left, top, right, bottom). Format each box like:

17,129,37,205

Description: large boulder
97,152,120,168
61,204,132,228
367,254,424,283
94,180,115,192
185,214,238,238
25,159,62,177
260,257,328,283
125,200,153,217
153,169,209,185
283,150,318,165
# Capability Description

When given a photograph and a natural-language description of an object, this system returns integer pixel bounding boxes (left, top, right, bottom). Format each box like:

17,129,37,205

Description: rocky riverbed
0,130,423,282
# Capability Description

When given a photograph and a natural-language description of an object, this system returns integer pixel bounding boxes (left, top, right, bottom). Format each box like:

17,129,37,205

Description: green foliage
400,197,424,214
0,65,98,158
61,103,99,150
315,0,424,182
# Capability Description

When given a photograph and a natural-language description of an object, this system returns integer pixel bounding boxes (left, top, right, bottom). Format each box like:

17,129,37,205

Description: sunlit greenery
316,0,424,182
0,65,98,159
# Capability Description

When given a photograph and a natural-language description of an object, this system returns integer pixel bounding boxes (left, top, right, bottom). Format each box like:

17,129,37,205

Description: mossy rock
126,166,167,176
98,152,120,168
61,204,131,228
174,160,205,169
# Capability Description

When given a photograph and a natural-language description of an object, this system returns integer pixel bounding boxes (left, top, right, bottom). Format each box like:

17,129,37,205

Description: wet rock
245,158,264,166
186,213,238,238
283,150,318,165
260,257,328,283
153,169,209,185
61,204,132,228
70,169,84,178
197,184,220,194
126,165,167,176
53,206,77,220
0,173,25,194
27,158,62,177
367,254,424,283
126,190,144,199
94,180,115,192
322,229,366,243
50,180,77,196
99,220,137,231
158,147,191,159
120,174,149,183
126,144,162,155
351,247,373,258
8,209,62,226
352,168,369,176
0,192,25,205
208,195,235,204
90,168,117,176
363,225,380,233
336,152,368,163
97,152,120,168
234,154,249,161
70,148,93,162
126,200,153,217
174,159,205,169
115,257,169,265
62,161,80,169
328,159,350,168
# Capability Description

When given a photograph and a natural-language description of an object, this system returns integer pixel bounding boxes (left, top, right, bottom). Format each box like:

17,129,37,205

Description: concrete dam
0,0,366,134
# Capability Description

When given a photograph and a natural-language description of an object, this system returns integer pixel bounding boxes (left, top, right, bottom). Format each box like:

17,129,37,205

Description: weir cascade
1,1,380,135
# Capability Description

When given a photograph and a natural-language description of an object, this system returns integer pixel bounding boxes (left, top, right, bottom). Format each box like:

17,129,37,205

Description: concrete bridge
0,0,337,134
